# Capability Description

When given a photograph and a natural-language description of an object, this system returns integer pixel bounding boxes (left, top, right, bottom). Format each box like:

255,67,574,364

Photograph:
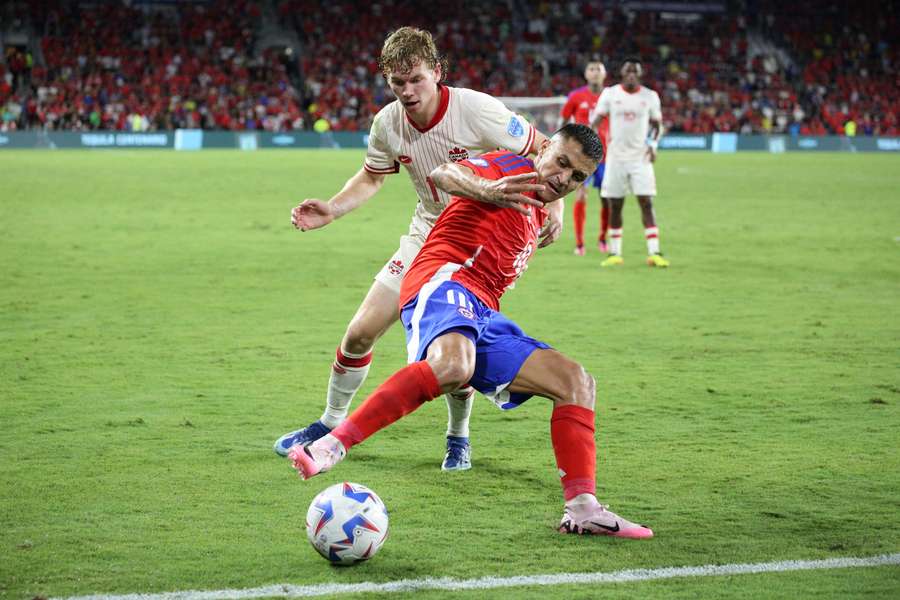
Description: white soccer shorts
373,233,426,294
601,160,657,197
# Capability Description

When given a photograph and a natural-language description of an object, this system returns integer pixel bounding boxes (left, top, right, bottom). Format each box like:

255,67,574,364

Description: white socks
320,348,372,429
445,387,474,438
645,226,660,255
609,228,623,255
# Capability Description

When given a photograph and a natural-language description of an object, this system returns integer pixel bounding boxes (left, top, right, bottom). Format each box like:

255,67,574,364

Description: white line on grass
55,553,900,600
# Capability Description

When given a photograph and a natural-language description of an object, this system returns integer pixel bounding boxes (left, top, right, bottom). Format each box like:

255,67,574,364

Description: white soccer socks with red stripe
321,347,372,429
609,228,623,255
645,226,660,255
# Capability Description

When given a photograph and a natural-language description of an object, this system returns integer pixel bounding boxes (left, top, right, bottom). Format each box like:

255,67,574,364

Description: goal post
500,96,568,136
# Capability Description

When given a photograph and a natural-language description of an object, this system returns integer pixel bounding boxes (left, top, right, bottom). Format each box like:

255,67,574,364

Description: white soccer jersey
364,85,535,238
591,84,662,163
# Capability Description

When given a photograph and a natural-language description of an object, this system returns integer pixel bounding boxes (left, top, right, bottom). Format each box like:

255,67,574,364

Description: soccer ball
305,482,389,564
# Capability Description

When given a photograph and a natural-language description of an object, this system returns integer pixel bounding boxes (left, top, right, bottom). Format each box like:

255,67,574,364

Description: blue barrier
0,130,897,152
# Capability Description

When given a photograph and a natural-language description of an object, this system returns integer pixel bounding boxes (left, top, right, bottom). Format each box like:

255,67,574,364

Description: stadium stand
1,0,896,135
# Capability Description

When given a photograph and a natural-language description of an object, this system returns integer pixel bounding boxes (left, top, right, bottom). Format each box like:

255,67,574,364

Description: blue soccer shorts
400,280,551,410
587,162,605,188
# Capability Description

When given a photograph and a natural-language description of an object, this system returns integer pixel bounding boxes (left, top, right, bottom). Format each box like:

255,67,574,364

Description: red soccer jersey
561,85,609,162
400,152,547,312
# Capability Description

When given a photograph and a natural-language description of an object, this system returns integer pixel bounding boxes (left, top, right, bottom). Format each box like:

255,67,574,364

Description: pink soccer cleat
288,434,347,480
597,239,609,254
573,245,586,256
558,498,654,539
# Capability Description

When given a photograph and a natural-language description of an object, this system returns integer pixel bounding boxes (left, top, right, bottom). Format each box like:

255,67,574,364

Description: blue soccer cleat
274,420,333,457
441,435,472,471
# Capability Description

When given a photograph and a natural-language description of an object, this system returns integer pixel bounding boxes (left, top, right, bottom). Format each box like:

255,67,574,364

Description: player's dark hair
554,123,604,162
622,56,642,68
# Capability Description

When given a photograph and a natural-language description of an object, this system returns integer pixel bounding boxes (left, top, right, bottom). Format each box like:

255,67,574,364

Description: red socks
550,404,597,500
332,361,442,450
573,200,586,247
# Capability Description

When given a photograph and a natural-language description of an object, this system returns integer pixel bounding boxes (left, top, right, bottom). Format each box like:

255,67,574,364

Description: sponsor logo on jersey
469,158,488,167
398,155,412,164
448,146,469,162
457,306,474,319
388,259,404,276
624,111,637,121
507,116,524,138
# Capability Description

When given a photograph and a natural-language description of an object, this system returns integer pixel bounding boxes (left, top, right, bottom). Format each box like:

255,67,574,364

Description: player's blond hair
378,27,448,79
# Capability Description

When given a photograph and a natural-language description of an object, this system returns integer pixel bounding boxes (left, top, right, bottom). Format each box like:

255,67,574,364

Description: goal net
500,96,567,136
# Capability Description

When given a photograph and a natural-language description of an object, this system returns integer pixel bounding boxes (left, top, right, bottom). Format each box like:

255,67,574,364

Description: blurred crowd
1,0,896,136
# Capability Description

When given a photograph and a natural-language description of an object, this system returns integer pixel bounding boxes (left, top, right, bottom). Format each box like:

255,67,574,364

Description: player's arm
291,168,386,231
429,162,545,215
646,93,664,162
589,90,610,129
646,117,664,163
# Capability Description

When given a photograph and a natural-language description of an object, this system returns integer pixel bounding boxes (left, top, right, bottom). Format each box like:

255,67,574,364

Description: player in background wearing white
274,27,559,471
560,60,610,256
590,58,669,268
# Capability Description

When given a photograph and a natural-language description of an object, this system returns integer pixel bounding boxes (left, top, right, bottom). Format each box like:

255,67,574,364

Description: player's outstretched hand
291,199,334,231
645,146,657,163
481,172,546,215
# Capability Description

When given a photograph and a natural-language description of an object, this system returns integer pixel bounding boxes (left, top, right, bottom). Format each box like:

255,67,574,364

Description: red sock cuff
410,361,443,399
551,404,595,431
336,347,373,368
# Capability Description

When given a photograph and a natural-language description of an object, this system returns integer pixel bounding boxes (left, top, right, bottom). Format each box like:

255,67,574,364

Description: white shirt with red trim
365,85,535,238
591,84,662,163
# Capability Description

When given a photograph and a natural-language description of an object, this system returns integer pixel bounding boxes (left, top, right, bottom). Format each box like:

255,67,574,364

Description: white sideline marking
55,553,900,600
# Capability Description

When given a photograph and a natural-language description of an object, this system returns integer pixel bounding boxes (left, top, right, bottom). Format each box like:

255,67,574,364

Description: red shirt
400,152,547,312
561,85,609,162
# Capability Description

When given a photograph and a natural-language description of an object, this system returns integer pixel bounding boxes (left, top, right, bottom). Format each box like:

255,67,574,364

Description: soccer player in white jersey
274,27,559,470
589,58,669,268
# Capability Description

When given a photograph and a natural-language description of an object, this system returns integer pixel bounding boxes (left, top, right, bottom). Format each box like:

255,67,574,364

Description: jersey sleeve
590,88,611,123
649,91,662,121
458,156,502,181
363,109,400,175
464,89,536,156
560,93,577,121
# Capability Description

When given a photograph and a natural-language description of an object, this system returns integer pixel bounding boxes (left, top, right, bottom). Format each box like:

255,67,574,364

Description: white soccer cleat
558,496,653,539
288,434,347,480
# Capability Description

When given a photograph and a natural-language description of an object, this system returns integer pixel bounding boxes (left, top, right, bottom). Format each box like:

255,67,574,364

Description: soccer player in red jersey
560,60,610,255
290,124,654,539
275,28,560,472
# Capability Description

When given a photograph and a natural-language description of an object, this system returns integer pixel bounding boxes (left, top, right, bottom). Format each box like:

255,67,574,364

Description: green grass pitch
1,149,899,599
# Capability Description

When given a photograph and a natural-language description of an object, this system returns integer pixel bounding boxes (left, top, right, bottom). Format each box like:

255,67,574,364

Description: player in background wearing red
590,58,669,267
274,28,560,472
560,60,610,256
290,124,654,539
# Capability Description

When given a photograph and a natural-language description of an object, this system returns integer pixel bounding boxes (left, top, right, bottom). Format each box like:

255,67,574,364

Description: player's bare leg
508,349,654,538
637,196,668,267
598,195,611,253
572,184,588,256
601,197,625,267
331,280,400,414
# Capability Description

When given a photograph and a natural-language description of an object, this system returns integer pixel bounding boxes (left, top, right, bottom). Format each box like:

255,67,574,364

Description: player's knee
342,323,377,355
428,354,474,391
560,363,595,409
425,336,476,392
